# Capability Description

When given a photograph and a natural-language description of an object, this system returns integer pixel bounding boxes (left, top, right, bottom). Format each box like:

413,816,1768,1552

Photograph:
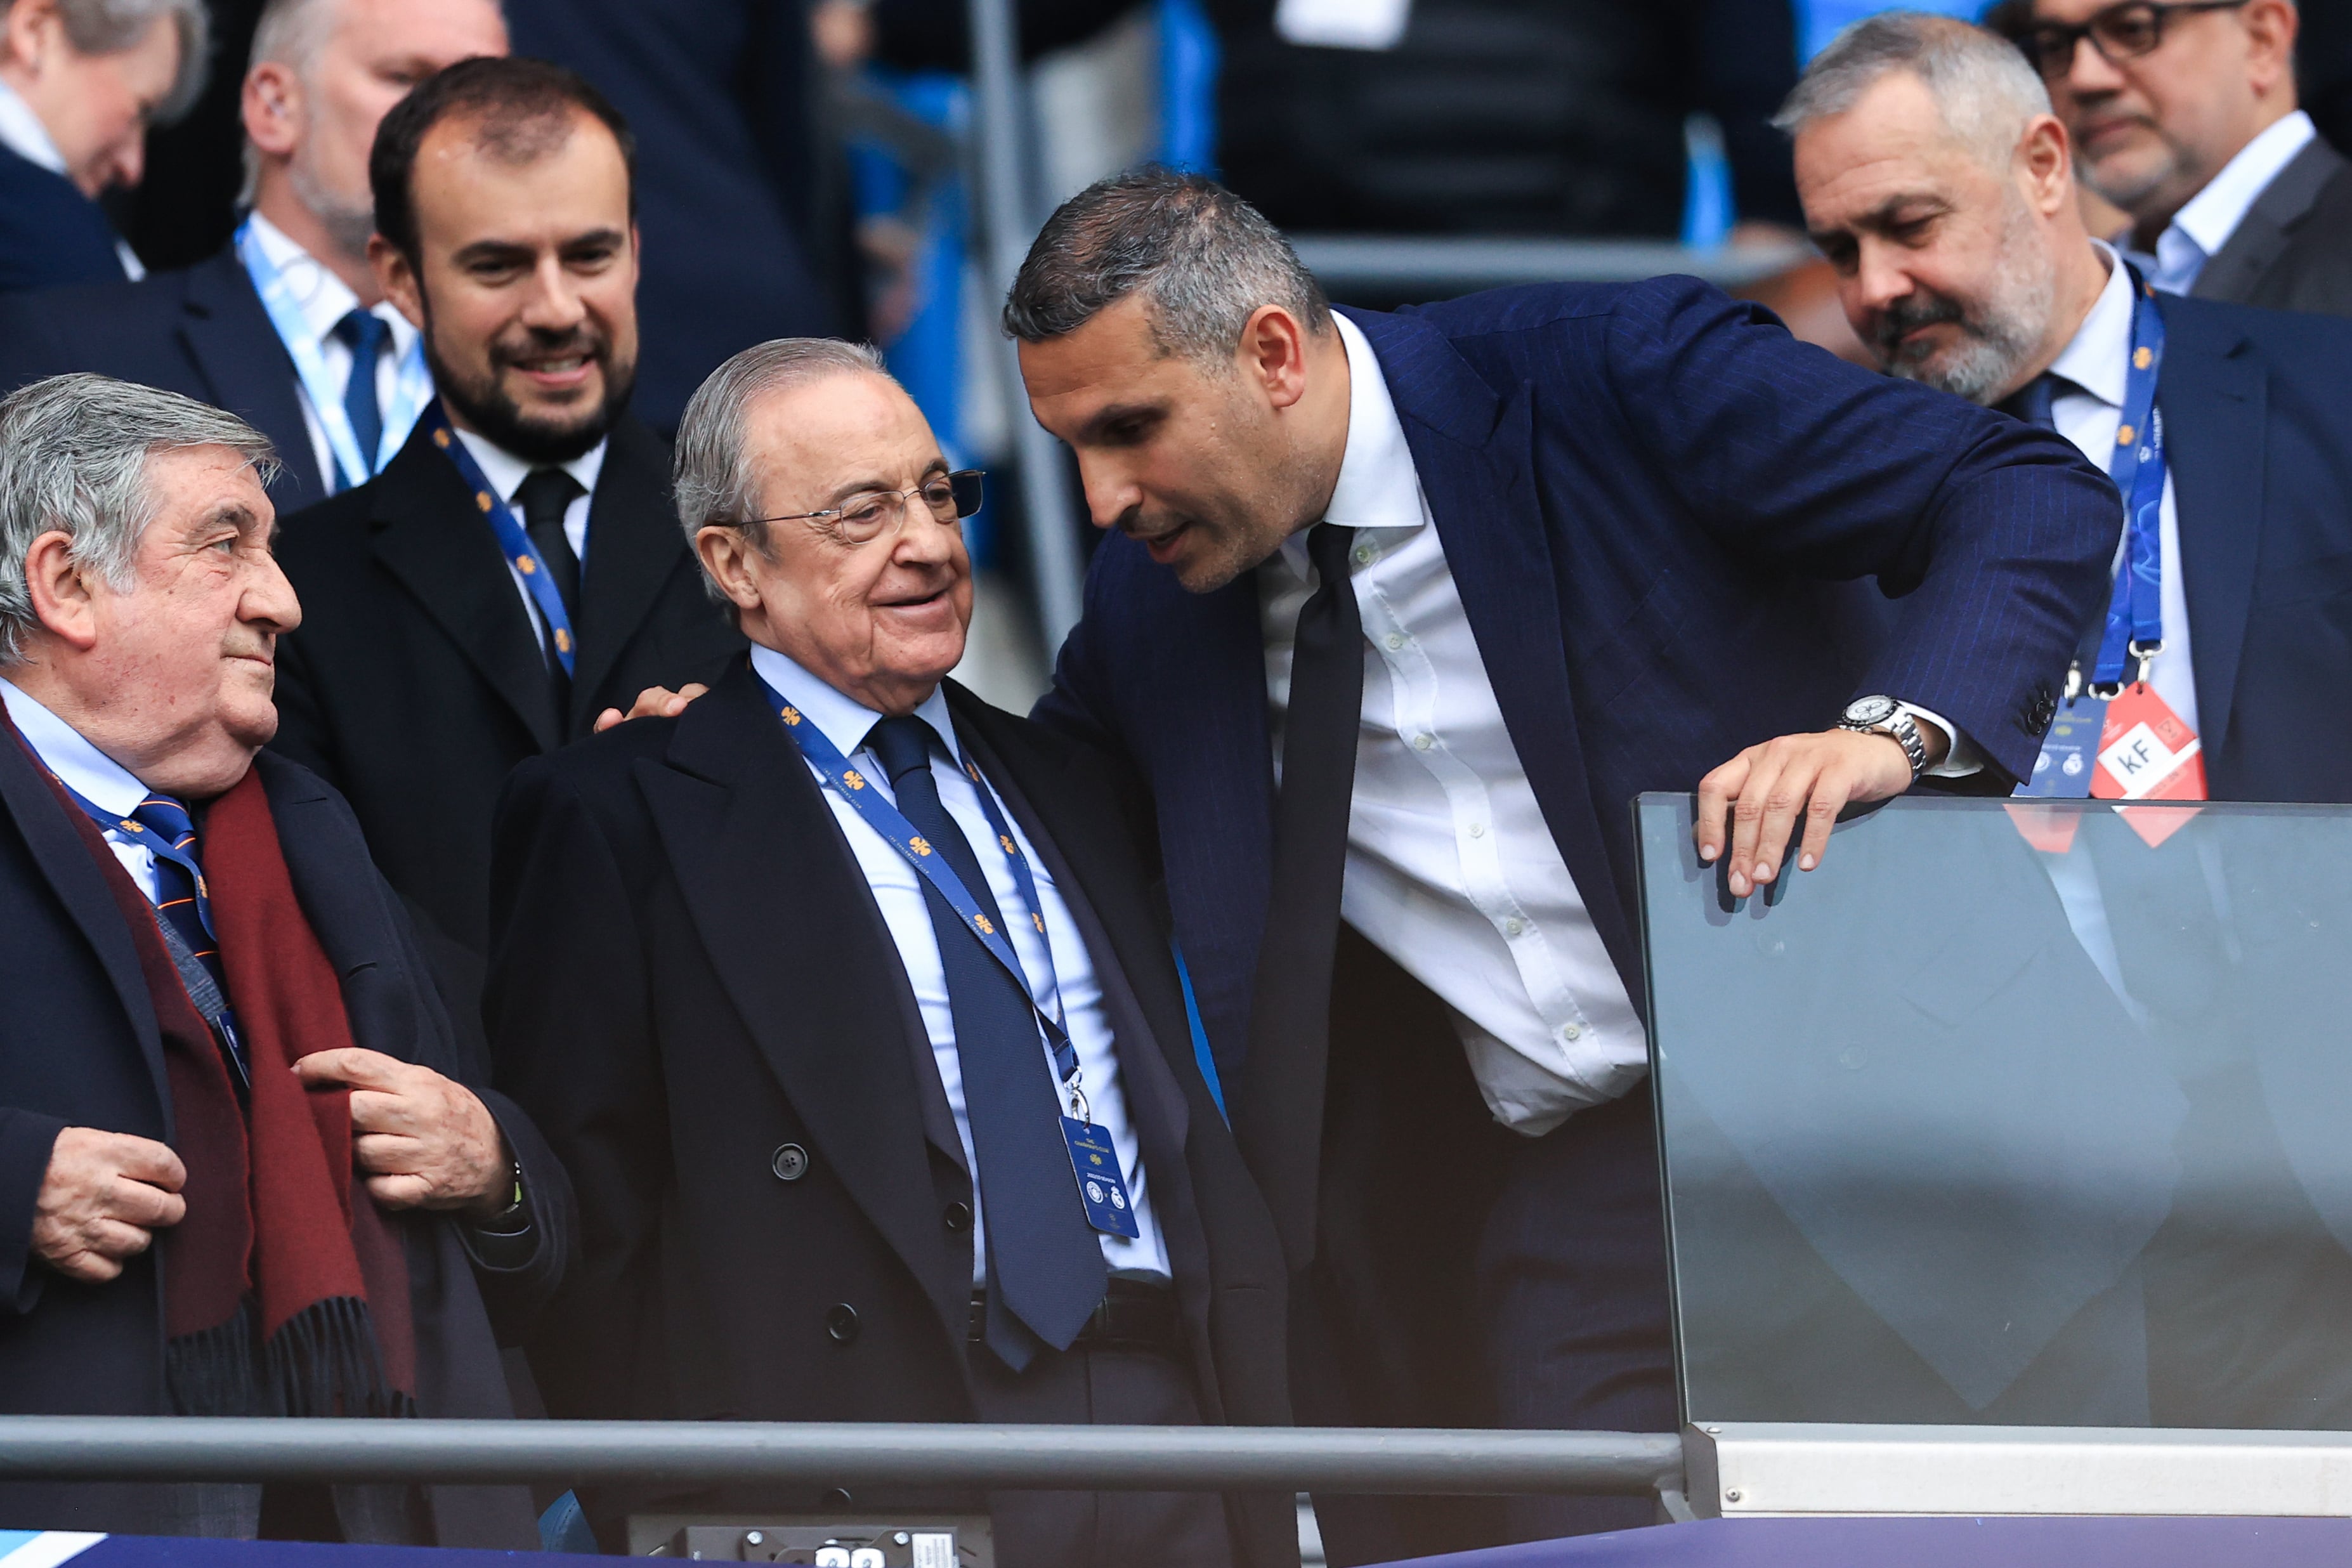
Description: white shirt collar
452,427,607,507
245,210,417,356
0,77,65,176
2168,109,2316,259
1278,313,1427,580
0,676,150,815
748,642,958,768
2047,241,2136,412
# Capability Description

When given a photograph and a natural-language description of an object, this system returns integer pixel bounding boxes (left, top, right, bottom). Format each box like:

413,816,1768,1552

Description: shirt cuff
1897,702,1983,778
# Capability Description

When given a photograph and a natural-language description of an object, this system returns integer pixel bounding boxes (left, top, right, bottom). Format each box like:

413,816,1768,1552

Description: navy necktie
516,467,586,712
1997,372,2073,433
865,714,1106,1370
333,308,391,481
130,794,248,1086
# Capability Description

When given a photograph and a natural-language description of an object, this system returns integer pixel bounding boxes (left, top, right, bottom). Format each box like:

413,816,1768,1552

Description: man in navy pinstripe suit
1006,169,2120,1559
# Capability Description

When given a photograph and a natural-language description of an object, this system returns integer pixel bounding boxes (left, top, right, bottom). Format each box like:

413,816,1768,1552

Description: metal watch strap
1840,705,1928,780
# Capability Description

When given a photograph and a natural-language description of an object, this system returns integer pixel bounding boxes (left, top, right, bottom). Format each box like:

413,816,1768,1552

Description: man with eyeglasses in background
2015,0,2352,315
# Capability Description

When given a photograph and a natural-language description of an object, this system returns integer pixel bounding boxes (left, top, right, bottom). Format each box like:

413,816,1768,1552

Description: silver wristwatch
1838,695,1927,780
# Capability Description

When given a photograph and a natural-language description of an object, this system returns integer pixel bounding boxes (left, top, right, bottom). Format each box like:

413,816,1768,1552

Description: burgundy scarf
18,733,415,1418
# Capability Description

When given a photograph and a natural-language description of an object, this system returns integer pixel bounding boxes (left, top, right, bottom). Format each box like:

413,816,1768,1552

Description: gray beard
287,155,376,269
1888,207,2058,407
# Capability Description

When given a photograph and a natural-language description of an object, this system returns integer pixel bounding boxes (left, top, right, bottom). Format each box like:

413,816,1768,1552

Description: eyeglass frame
738,469,987,536
2016,0,2254,81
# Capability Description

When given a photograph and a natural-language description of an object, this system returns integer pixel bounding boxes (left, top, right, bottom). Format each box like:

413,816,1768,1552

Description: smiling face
16,446,299,799
695,372,973,717
2030,0,2297,233
1796,70,2077,406
374,106,638,464
0,0,181,196
1017,294,1342,594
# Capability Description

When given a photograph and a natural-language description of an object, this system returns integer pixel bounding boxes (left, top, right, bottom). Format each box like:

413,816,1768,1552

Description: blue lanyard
235,217,428,492
2088,275,2170,692
757,672,1081,1089
422,402,580,677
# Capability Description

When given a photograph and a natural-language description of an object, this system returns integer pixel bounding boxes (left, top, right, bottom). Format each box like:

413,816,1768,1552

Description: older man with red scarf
0,372,573,1545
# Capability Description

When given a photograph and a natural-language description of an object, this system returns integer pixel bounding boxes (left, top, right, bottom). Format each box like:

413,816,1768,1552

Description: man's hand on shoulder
1695,729,1922,896
592,683,709,735
293,1048,509,1215
32,1127,187,1283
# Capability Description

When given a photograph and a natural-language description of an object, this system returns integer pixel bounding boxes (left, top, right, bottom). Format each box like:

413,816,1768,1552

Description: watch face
1843,695,1899,728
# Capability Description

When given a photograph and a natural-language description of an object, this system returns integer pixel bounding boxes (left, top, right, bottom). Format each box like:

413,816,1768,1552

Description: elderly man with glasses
484,339,1296,1568
2013,0,2352,313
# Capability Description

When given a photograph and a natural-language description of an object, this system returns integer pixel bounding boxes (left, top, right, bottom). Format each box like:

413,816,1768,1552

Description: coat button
771,1144,810,1182
826,1303,861,1344
943,1201,972,1232
823,1488,854,1508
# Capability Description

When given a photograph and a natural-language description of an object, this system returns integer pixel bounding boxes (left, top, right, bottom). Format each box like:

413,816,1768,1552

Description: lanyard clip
2063,662,2083,703
1066,1078,1092,1127
2129,639,2163,688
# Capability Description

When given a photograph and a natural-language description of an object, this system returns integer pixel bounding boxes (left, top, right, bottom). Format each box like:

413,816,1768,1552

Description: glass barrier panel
1635,793,2352,1430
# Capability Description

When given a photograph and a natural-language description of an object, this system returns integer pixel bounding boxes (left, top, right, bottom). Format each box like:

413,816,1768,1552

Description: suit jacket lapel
571,418,686,728
1343,306,1642,993
2157,302,2266,762
367,424,562,752
644,663,962,1336
0,716,171,1128
178,251,327,511
2195,139,2346,304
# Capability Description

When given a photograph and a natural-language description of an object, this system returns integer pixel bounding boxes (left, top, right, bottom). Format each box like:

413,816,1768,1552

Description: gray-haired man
0,372,572,1544
485,339,1297,1568
0,0,509,511
0,0,205,291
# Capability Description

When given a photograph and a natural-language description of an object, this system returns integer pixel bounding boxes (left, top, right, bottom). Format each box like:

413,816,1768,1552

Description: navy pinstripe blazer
1032,277,2122,1086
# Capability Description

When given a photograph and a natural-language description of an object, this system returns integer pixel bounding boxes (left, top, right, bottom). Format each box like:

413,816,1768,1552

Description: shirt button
1413,733,1434,752
1354,544,1377,565
1385,633,1405,651
1562,1023,1583,1042
1468,822,1486,839
1505,918,1524,938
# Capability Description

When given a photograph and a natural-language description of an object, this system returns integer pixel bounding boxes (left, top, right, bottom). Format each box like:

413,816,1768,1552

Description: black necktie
332,308,390,482
516,467,585,708
1235,522,1363,1269
865,715,1107,1371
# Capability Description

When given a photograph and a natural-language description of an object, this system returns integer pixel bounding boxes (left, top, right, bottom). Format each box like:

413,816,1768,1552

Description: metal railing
0,1418,1682,1498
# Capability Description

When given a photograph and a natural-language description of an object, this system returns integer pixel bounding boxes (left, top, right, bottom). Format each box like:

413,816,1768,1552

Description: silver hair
1775,10,2054,168
0,0,212,124
1003,167,1331,367
673,338,895,603
0,375,278,665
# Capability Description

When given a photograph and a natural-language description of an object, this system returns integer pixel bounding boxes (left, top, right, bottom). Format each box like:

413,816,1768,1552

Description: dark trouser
1300,929,1675,1565
966,1332,1235,1568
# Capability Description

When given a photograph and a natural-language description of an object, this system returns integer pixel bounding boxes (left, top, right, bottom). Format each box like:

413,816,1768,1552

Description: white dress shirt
1258,315,1644,1137
0,677,160,899
749,643,1173,1284
0,77,140,280
2047,244,2198,736
245,212,422,490
2152,110,2318,297
452,428,604,651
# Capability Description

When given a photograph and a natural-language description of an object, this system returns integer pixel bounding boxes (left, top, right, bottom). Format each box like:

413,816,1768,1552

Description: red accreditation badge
2090,683,2207,846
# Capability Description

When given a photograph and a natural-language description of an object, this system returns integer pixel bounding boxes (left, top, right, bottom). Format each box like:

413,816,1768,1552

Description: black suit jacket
0,737,575,1544
2191,136,2352,318
270,414,745,955
2150,292,2352,800
484,662,1295,1567
0,143,121,296
0,247,325,513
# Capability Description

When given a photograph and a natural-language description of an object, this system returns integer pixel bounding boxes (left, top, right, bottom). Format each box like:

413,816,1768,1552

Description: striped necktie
128,794,248,1087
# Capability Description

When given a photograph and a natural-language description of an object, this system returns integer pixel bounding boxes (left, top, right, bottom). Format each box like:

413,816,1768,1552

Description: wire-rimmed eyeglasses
745,469,986,545
2017,0,2252,81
